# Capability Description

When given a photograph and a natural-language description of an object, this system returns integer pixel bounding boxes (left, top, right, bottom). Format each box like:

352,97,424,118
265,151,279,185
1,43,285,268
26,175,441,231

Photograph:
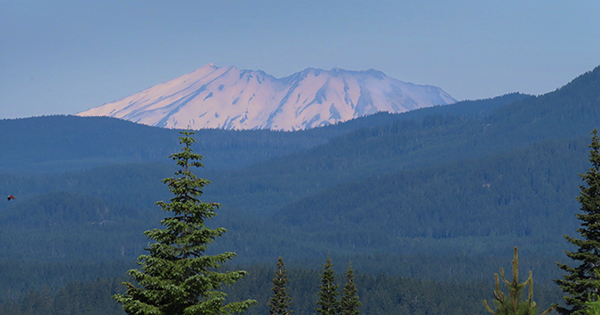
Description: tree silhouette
268,257,293,315
555,129,600,315
113,129,256,315
315,255,339,315
484,247,551,315
340,262,361,315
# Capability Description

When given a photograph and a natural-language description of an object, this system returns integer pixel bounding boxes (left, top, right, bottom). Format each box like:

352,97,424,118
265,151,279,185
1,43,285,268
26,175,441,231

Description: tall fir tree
484,247,552,315
113,129,257,315
315,255,340,315
555,129,600,315
267,257,293,315
340,262,361,315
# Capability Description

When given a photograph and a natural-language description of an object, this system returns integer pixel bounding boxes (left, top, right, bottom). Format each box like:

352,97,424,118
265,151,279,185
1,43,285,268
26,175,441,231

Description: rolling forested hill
1,65,600,313
0,92,527,173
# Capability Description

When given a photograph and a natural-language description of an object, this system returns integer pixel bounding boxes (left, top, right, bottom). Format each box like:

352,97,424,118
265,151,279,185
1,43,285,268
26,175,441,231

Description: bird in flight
7,195,15,201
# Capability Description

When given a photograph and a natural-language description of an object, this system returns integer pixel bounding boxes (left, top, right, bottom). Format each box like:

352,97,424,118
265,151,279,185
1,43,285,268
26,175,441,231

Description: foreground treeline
0,277,126,315
0,264,562,315
0,252,567,307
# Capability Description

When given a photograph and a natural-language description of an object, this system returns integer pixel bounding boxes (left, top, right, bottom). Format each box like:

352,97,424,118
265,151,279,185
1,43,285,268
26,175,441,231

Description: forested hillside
0,92,527,173
200,68,600,216
1,66,600,313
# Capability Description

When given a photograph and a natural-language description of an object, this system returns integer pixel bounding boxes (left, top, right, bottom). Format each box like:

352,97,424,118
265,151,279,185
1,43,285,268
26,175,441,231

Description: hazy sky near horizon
1,1,599,119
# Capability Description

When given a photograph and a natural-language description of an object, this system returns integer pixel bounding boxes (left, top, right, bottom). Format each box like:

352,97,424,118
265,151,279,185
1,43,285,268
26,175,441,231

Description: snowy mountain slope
77,64,456,131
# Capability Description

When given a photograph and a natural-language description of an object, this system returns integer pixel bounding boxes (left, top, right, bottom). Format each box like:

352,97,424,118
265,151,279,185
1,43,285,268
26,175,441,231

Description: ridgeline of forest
1,66,600,313
0,92,528,174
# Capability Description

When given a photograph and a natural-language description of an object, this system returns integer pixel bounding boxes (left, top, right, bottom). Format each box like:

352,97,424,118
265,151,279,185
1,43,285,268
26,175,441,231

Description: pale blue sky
1,0,599,119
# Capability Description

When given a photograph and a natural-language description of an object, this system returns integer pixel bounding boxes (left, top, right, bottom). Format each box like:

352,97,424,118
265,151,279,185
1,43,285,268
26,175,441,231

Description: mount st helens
77,64,456,131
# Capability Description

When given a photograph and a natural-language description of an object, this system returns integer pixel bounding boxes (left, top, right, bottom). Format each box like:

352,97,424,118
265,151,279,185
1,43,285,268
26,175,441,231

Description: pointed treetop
485,247,551,315
113,128,256,315
341,262,361,315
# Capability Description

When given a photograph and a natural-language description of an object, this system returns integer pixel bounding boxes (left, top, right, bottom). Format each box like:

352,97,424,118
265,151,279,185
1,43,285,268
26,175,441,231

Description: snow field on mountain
78,64,456,131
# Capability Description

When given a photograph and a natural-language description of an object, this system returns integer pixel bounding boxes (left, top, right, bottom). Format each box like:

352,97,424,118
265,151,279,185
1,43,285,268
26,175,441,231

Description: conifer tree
555,129,600,315
315,255,340,315
267,257,293,315
340,262,361,315
585,271,600,315
484,247,552,315
113,129,257,315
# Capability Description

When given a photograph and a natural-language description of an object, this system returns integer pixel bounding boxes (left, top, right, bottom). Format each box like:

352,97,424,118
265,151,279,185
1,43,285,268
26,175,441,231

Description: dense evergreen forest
0,264,562,315
1,65,600,314
0,92,528,174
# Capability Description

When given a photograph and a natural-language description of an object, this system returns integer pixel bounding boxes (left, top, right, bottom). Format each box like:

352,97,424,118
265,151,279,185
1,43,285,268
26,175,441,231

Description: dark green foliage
483,247,552,315
0,135,590,273
225,262,534,315
586,302,600,315
0,191,157,262
315,256,340,315
555,129,600,315
0,263,564,315
583,271,600,315
203,66,600,216
0,277,127,315
340,263,361,315
267,257,293,315
113,130,256,314
0,135,590,272
18,286,53,315
0,260,136,306
269,136,586,258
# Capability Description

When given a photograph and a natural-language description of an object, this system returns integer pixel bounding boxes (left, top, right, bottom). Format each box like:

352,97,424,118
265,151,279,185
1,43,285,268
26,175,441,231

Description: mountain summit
77,64,456,131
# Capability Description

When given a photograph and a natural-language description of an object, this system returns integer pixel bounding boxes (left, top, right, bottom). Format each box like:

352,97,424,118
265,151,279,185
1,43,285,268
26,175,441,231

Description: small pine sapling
484,247,552,315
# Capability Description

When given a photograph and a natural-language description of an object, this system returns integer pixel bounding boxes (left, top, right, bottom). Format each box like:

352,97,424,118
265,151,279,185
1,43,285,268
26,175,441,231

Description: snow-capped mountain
77,64,456,131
